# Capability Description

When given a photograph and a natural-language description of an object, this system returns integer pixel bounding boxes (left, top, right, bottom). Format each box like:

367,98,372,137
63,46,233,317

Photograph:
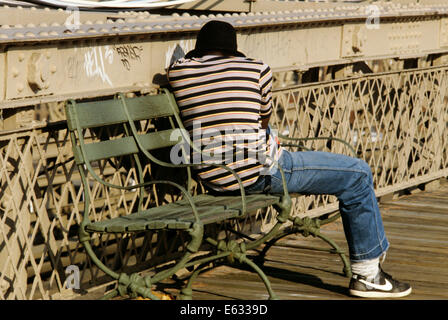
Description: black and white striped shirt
168,54,275,192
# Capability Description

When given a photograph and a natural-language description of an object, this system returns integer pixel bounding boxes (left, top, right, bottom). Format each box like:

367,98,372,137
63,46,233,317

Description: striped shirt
168,54,277,192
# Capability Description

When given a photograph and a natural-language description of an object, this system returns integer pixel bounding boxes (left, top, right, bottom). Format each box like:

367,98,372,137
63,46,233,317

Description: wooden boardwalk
185,178,448,300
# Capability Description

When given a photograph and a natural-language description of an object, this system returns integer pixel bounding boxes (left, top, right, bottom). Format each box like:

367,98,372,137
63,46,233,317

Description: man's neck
204,50,235,57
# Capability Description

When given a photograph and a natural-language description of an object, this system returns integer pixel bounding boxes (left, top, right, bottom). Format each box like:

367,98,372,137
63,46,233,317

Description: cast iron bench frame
65,88,352,300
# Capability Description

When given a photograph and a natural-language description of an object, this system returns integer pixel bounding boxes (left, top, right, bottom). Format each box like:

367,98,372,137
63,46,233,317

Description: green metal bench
65,89,351,300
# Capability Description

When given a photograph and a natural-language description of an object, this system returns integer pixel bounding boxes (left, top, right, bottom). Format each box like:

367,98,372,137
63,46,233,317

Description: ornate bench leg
254,230,291,265
205,237,279,300
151,222,204,285
255,217,352,279
101,289,119,300
315,233,352,278
179,262,211,300
238,255,279,300
293,216,352,278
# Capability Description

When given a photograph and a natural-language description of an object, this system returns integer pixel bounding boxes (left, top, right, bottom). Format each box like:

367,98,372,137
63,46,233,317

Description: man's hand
261,117,270,130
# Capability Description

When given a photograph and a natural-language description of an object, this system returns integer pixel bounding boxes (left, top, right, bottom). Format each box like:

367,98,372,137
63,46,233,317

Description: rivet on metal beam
11,68,19,78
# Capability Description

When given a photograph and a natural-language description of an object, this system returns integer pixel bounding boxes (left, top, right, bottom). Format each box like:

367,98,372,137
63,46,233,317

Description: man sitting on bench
167,20,412,298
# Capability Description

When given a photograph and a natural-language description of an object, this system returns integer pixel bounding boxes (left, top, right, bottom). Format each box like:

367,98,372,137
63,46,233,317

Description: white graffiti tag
84,46,113,86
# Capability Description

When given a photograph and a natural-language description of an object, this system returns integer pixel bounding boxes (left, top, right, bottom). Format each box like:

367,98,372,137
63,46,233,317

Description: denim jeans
246,150,389,262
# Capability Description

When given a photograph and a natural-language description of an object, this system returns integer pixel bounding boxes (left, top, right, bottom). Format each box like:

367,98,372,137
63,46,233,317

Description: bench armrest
119,93,251,217
277,133,357,157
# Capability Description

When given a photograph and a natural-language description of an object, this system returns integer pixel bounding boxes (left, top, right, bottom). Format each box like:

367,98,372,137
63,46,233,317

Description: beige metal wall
2,2,448,107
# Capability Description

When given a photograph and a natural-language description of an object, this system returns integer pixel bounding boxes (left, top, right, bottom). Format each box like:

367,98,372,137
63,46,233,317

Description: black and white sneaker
349,267,412,298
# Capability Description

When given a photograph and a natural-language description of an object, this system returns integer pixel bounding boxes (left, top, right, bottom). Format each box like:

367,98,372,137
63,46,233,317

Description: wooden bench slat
84,194,281,233
66,95,176,130
74,136,138,164
85,206,240,233
73,129,183,164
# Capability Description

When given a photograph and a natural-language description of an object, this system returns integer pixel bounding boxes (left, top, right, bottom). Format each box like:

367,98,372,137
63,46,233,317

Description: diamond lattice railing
270,65,448,220
0,65,447,299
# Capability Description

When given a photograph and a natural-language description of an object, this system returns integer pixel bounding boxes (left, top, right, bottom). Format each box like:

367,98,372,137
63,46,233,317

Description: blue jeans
246,150,389,262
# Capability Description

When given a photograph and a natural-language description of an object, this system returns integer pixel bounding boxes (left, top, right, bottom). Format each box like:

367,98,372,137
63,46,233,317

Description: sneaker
349,267,412,298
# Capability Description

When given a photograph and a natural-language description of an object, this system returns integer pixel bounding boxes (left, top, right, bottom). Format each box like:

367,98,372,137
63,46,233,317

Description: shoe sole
349,287,412,298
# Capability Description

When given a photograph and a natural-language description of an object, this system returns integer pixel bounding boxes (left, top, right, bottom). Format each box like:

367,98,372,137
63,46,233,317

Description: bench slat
85,194,281,233
66,95,176,130
86,206,240,233
175,194,281,212
73,129,183,164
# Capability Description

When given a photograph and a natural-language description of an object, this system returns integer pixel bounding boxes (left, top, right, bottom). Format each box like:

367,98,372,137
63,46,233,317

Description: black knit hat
185,20,246,59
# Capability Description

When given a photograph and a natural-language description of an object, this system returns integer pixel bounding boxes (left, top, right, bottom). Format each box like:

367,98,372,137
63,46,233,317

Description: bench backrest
65,91,184,166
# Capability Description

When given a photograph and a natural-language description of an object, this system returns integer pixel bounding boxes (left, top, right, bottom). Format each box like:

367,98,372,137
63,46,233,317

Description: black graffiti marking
115,45,143,71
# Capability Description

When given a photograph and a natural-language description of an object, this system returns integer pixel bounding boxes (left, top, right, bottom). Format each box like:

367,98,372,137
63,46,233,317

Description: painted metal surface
1,1,448,108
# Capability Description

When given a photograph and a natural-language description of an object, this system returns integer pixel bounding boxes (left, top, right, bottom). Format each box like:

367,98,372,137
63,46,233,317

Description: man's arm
260,64,273,130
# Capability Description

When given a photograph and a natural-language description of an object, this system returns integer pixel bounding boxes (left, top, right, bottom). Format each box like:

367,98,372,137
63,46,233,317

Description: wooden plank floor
186,178,448,300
